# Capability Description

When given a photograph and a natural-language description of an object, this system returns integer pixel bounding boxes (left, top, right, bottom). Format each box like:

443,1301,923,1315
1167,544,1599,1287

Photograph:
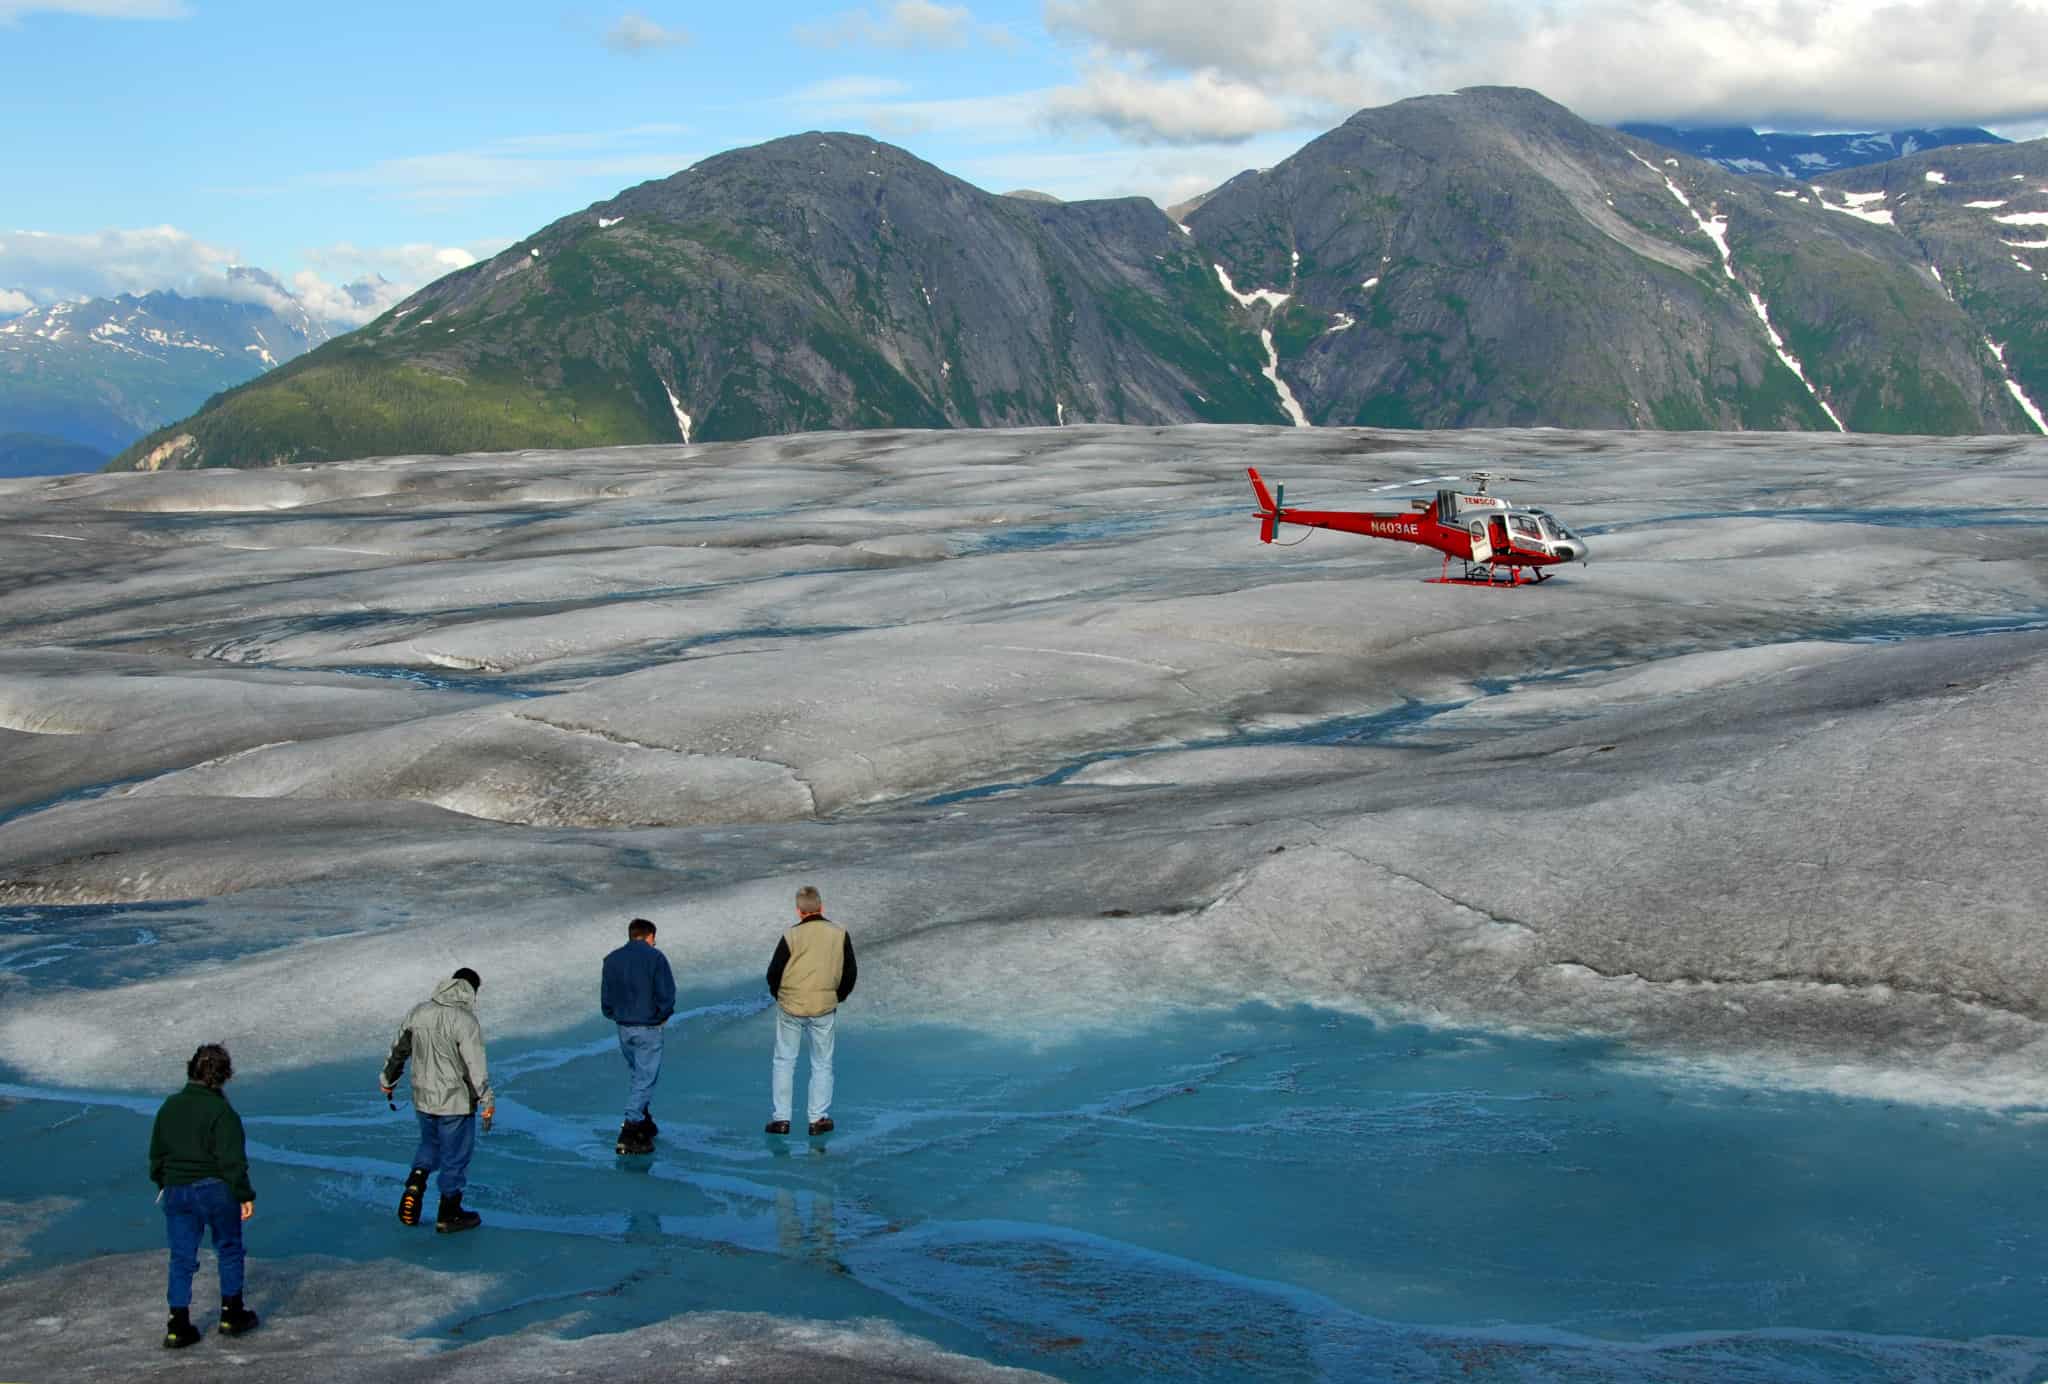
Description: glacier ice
2,423,2046,1377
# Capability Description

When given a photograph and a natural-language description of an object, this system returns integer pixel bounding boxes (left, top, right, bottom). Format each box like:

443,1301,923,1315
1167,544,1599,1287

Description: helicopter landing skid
1427,556,1547,586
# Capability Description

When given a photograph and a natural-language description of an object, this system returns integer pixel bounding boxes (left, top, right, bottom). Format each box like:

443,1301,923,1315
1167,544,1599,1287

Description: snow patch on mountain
1984,339,2048,433
1822,189,1895,227
1258,329,1308,426
1212,264,1290,311
1632,153,1843,431
660,374,693,444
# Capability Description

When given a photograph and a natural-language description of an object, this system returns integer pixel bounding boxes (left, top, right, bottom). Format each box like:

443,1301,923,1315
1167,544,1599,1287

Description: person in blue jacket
601,917,676,1155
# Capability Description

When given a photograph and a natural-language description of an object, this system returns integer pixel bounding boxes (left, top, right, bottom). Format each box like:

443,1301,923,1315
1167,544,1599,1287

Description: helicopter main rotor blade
1367,474,1462,492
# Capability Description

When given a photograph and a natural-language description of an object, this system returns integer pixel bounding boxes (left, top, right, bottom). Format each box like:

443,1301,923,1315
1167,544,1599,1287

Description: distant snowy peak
0,285,372,456
1616,123,2007,180
0,289,343,364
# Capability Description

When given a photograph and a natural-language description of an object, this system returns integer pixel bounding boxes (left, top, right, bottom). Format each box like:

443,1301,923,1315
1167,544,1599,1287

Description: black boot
163,1306,200,1349
639,1109,658,1137
397,1167,429,1226
615,1121,652,1155
218,1295,260,1336
435,1191,481,1234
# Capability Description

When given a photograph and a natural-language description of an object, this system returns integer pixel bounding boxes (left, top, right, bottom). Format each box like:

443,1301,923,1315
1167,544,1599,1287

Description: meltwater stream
3,992,2043,1381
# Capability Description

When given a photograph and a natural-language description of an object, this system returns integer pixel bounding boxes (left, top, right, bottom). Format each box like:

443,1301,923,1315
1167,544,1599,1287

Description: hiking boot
614,1121,652,1155
763,1119,791,1135
434,1192,481,1235
639,1109,658,1137
397,1167,429,1226
807,1117,834,1136
163,1307,200,1349
218,1295,260,1337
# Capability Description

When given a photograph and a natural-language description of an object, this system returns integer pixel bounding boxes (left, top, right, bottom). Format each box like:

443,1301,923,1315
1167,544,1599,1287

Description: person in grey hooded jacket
380,968,495,1234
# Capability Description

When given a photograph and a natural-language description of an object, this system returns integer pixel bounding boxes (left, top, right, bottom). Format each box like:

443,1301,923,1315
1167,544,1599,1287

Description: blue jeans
162,1177,243,1309
771,1008,836,1123
410,1111,477,1197
617,1023,664,1123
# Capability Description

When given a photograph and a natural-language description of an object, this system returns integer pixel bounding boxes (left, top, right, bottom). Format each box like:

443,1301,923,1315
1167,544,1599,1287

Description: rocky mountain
115,135,1285,471
1192,88,2041,433
0,269,356,455
111,89,2047,471
1810,142,2048,432
1616,124,2007,180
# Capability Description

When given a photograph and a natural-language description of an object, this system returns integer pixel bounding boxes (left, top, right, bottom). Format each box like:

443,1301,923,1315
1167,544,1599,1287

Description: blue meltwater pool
4,998,2045,1381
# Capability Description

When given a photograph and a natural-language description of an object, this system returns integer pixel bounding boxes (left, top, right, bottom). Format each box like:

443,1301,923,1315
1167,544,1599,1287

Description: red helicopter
1247,467,1588,585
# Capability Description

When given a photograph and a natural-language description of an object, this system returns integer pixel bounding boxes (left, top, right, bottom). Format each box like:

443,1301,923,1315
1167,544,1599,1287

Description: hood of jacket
430,976,477,1010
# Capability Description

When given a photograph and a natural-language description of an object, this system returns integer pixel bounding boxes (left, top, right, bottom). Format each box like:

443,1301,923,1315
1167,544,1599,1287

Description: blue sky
5,0,2046,321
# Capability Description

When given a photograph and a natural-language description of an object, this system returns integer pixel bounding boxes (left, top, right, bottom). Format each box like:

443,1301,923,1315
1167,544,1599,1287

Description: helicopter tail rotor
1247,467,1280,543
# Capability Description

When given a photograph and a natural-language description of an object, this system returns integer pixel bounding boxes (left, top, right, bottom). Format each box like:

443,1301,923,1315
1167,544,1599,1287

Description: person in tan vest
763,885,857,1136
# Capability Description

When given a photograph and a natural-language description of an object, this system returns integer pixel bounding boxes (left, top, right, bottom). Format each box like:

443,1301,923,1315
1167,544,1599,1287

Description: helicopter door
1467,517,1493,564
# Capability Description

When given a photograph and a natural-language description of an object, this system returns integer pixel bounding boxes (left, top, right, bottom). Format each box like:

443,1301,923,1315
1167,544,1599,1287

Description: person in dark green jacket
148,1043,260,1348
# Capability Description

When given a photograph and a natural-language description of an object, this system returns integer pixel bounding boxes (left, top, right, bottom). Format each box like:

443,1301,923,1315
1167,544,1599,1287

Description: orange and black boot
397,1167,429,1226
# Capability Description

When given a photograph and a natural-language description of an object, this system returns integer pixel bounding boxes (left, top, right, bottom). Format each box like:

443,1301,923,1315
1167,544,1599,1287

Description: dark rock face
1813,144,2048,431
128,134,1280,472
569,133,1282,436
110,90,2048,471
1190,88,2039,433
1618,123,2007,180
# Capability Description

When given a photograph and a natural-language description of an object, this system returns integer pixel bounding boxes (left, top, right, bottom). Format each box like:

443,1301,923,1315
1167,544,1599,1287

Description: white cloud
791,75,913,103
287,126,704,206
0,225,241,304
796,0,978,49
303,241,491,282
288,272,403,326
775,70,1303,195
1041,0,2048,137
1047,67,1298,144
952,136,1306,206
602,12,689,53
191,271,294,312
298,241,503,323
0,226,495,327
305,150,563,204
0,0,185,18
787,83,1045,139
491,123,690,154
1047,0,1361,81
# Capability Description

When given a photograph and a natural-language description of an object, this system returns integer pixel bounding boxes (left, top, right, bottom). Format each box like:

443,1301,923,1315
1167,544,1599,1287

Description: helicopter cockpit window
1509,514,1543,541
1530,510,1579,544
